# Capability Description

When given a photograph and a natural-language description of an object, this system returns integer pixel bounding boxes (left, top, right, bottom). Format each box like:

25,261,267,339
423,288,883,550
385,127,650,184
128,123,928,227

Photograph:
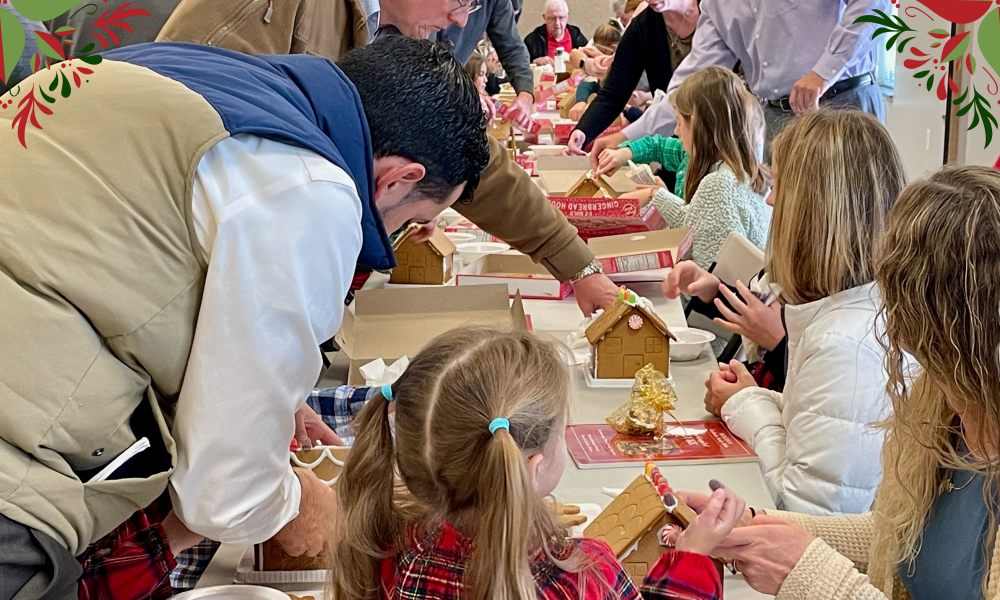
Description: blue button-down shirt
623,0,888,140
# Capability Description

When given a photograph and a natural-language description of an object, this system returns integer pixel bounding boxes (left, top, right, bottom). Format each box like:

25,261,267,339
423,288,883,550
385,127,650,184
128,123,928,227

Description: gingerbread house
256,445,351,572
565,170,636,199
389,225,457,285
584,465,721,579
585,294,675,380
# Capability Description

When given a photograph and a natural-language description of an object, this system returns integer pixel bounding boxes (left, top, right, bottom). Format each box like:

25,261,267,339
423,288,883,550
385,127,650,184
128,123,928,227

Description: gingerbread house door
624,354,643,376
409,266,426,283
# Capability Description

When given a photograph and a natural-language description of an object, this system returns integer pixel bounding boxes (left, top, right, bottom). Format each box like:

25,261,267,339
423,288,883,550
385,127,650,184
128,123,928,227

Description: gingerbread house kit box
335,284,528,385
389,225,457,285
456,253,572,300
587,228,693,276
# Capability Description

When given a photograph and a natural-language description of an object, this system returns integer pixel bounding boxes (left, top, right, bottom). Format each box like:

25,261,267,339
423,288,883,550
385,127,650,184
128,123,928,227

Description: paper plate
173,586,291,600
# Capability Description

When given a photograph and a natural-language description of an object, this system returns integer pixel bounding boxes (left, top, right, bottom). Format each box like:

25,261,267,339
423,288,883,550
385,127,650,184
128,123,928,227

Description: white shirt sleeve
169,134,363,544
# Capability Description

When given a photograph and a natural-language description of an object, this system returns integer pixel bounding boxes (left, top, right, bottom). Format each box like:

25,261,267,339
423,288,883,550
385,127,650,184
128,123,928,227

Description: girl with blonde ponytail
330,328,747,600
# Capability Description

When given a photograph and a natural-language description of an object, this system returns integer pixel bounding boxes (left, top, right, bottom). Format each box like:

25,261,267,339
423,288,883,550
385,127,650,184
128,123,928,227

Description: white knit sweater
650,162,771,269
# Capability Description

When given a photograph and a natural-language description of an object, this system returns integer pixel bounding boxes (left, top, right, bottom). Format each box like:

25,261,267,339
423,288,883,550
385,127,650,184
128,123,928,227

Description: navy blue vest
106,42,395,271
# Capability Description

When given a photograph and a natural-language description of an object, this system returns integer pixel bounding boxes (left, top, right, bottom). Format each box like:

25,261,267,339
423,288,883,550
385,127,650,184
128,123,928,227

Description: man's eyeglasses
455,0,483,15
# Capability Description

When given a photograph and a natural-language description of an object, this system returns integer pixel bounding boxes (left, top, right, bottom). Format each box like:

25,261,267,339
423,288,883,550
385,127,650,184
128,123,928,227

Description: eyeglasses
455,0,483,15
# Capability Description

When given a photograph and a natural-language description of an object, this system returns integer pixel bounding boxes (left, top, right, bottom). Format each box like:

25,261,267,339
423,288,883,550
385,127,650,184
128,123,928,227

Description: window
646,337,663,354
605,337,622,354
876,5,898,94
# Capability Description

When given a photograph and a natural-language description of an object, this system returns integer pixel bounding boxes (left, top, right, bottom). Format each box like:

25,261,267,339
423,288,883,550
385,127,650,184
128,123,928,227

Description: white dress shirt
169,134,363,544
623,0,888,140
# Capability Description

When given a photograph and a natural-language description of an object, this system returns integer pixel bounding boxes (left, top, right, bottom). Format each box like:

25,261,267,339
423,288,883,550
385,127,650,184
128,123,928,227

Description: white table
201,279,774,599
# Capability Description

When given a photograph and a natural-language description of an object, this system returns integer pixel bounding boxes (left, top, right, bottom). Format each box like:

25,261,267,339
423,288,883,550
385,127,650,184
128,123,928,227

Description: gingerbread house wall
390,239,451,285
593,308,670,379
620,514,673,579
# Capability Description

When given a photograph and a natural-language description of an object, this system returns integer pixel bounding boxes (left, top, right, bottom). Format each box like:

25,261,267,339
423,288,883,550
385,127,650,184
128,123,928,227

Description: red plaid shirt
379,523,722,600
77,494,175,600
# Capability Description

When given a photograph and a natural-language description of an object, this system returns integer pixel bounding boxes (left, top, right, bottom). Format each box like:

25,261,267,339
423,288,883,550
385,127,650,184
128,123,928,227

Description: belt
766,72,876,112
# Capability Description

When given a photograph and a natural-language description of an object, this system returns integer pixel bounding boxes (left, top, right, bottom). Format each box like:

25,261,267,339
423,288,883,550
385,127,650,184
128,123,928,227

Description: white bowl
670,327,717,361
456,241,511,266
445,232,477,244
438,208,463,226
173,586,291,600
529,144,567,156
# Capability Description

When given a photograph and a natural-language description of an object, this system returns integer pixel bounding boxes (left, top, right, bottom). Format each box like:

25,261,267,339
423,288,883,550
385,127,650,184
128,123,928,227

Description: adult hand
675,486,747,556
568,102,588,122
506,92,536,129
703,360,756,415
272,468,340,557
486,49,502,74
566,130,588,155
589,132,628,171
161,510,205,556
713,281,785,351
573,273,619,316
661,261,720,302
294,404,344,450
569,48,588,71
479,93,497,121
789,71,830,115
595,147,633,177
408,216,441,244
715,515,816,595
533,56,555,67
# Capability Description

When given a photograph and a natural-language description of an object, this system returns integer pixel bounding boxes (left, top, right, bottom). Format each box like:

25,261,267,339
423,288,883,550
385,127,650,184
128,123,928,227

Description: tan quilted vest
0,59,229,554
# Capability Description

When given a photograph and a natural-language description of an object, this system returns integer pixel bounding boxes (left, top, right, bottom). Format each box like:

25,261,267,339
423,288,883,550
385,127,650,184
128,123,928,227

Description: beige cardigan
767,510,1000,600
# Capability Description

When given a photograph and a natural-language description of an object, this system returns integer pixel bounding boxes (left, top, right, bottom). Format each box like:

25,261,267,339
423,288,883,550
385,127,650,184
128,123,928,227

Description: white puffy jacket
720,283,890,516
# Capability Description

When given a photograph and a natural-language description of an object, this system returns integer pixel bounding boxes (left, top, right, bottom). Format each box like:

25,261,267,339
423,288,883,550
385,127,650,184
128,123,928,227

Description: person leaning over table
691,110,905,516
674,165,1000,600
564,0,699,158
522,0,588,67
437,0,537,130
158,0,622,316
0,37,488,600
586,0,889,164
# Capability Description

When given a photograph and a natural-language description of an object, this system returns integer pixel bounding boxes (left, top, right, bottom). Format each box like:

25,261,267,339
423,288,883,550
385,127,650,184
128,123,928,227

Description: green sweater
619,134,688,198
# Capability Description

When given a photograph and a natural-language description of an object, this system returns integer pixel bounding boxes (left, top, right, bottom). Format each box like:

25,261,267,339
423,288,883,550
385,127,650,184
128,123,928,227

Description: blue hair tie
488,417,510,435
381,383,394,402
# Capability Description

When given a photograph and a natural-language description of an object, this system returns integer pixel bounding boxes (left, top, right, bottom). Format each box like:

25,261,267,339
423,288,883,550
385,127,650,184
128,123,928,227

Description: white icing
290,446,346,486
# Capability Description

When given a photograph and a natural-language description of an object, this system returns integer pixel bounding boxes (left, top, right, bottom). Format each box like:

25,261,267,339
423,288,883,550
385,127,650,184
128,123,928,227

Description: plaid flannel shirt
620,134,689,199
307,385,378,432
379,523,722,600
170,540,221,593
77,494,175,600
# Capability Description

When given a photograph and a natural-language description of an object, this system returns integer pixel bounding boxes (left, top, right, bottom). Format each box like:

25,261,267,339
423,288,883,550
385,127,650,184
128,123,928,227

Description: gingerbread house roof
584,299,676,345
566,170,637,198
583,475,665,555
392,224,457,257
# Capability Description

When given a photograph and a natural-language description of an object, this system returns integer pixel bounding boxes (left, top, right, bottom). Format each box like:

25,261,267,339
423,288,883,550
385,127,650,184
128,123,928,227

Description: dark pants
763,81,885,163
0,515,79,600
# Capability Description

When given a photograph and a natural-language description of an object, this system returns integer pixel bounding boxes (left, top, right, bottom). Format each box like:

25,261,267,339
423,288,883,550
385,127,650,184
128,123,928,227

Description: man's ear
373,156,426,202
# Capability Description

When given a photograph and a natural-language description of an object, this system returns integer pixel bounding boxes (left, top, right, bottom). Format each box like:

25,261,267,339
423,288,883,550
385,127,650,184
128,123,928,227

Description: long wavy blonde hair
869,166,1000,595
329,328,595,600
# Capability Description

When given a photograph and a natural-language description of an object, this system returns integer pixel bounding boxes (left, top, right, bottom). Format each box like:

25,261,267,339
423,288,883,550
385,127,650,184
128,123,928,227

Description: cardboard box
335,285,527,385
456,254,572,300
587,228,693,274
547,195,667,241
554,122,576,145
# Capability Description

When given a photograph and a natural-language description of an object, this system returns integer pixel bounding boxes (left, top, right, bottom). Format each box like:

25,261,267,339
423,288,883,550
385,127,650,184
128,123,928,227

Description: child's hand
674,487,746,556
568,102,588,122
595,147,632,177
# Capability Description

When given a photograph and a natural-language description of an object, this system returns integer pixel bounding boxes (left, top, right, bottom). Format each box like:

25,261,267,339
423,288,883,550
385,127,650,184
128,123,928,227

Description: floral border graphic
856,2,1000,148
1,1,149,148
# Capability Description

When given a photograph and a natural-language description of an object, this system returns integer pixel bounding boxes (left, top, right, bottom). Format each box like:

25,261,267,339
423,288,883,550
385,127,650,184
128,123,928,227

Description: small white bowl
529,144,567,156
456,241,511,266
445,232,477,244
438,207,464,225
173,586,291,600
670,327,717,361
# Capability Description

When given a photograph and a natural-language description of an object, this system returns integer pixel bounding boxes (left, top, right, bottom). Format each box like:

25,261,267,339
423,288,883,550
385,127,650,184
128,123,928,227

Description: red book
566,422,757,469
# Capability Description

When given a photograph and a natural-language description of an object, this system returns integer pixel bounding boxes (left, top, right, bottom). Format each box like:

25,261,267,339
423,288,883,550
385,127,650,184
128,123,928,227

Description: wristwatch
570,258,604,283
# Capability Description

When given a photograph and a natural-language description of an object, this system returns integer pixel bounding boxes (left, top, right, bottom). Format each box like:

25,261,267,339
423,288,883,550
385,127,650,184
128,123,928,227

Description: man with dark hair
159,0,622,317
0,37,486,599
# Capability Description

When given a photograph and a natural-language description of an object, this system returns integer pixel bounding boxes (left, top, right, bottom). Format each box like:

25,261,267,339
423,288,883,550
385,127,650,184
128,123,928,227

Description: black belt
766,72,876,112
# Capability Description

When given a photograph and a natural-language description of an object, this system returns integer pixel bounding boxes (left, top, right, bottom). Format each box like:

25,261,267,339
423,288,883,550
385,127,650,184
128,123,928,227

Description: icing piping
289,446,346,486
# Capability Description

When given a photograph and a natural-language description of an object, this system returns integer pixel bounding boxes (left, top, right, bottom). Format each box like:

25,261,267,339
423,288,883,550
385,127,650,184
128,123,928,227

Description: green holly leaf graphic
35,31,66,61
928,29,951,38
54,26,76,36
0,7,26,85
9,0,84,23
77,54,103,66
979,8,1000,79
